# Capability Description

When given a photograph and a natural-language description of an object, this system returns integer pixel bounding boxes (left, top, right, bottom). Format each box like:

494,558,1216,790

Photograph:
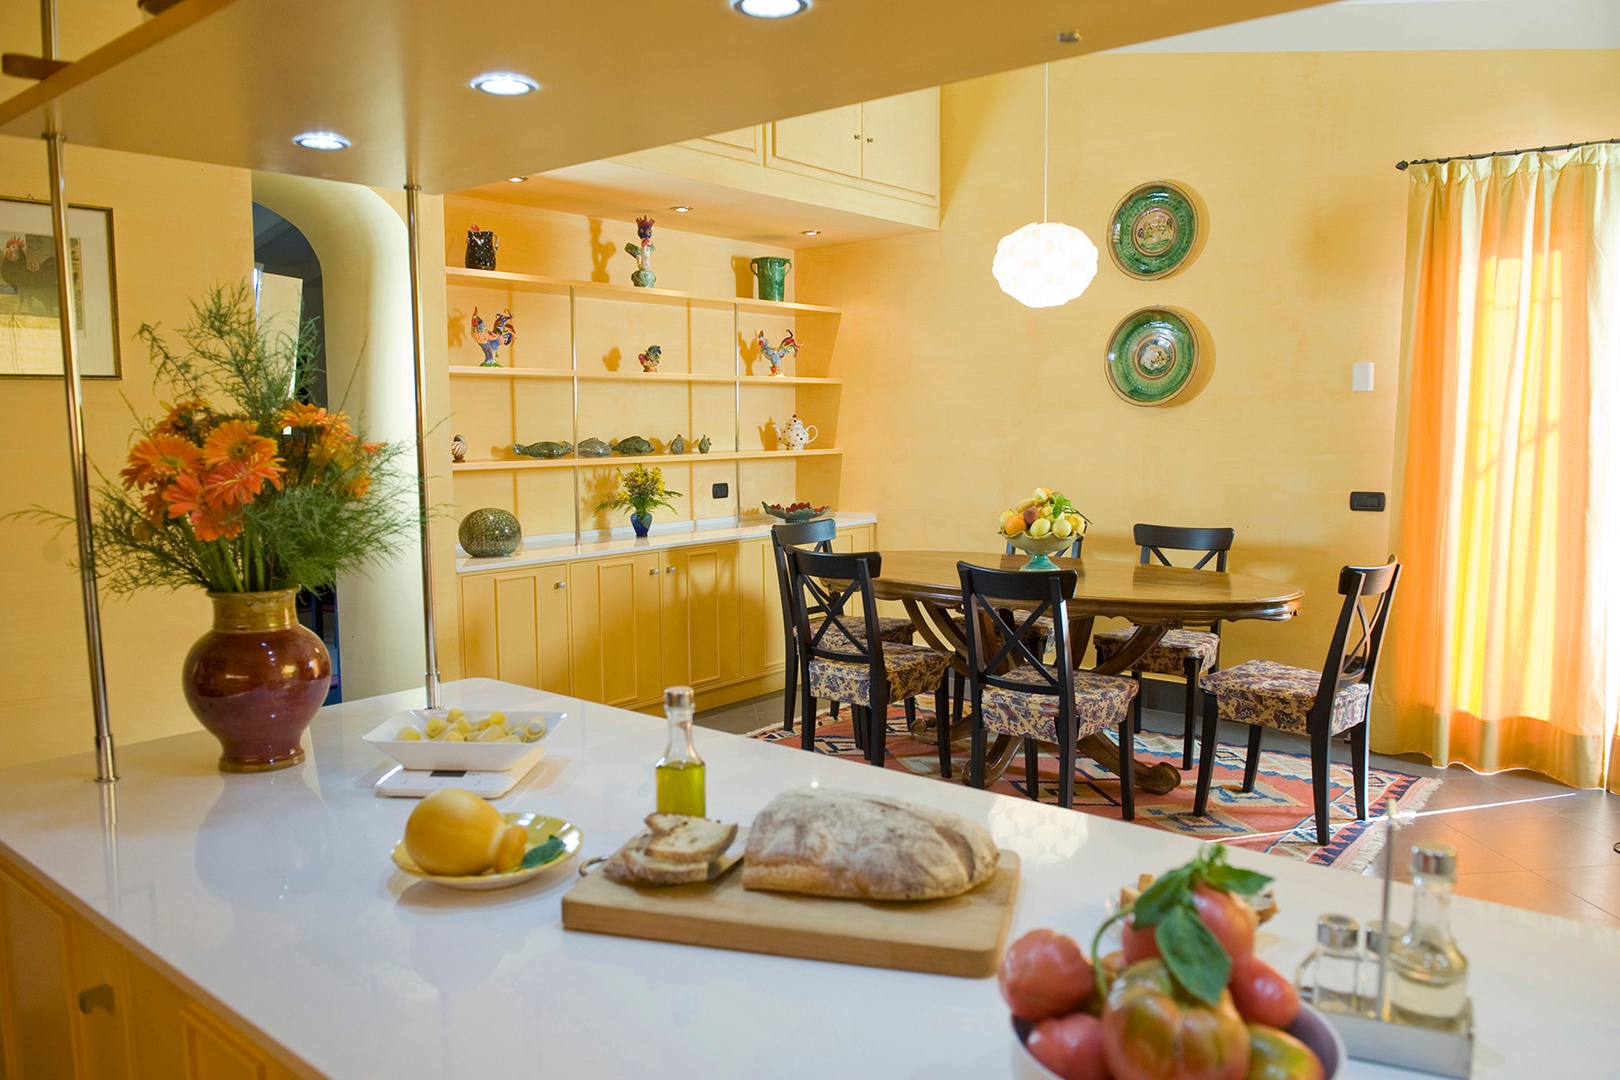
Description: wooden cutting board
561,849,1020,978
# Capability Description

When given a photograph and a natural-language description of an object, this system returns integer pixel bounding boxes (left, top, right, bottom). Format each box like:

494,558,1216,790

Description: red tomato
1123,884,1258,967
1227,956,1300,1029
1000,929,1097,1022
1243,1024,1324,1080
1026,1012,1110,1080
1102,960,1250,1080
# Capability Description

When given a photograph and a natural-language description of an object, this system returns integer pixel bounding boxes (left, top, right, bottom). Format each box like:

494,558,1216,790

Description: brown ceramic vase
182,590,331,773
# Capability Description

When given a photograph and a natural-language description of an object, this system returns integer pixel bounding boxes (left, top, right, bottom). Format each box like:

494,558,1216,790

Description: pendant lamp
991,65,1097,308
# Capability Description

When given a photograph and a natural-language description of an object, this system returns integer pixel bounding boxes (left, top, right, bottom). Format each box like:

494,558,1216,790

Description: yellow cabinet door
679,126,761,163
569,552,663,708
770,104,862,178
461,569,571,694
859,89,940,197
0,862,76,1080
68,917,132,1080
738,538,787,680
660,545,741,692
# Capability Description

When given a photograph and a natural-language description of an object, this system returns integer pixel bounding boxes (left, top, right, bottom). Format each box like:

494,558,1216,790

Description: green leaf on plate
1131,865,1192,926
1156,903,1231,1006
519,836,566,870
1204,862,1273,896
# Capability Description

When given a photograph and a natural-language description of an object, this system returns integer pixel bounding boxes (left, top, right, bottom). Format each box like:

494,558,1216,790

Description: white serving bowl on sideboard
361,708,564,772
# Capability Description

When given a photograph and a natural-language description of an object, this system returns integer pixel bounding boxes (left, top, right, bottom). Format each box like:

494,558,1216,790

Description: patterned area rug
748,697,1440,873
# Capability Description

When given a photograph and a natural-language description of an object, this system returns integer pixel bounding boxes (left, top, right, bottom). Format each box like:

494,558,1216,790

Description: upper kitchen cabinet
769,90,940,202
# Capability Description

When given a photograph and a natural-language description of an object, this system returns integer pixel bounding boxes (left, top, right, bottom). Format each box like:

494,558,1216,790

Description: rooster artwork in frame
471,307,515,367
756,330,799,378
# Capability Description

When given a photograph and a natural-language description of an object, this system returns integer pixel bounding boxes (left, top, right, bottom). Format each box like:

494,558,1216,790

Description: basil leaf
1156,904,1231,1006
1131,865,1192,926
519,836,566,870
1205,863,1273,896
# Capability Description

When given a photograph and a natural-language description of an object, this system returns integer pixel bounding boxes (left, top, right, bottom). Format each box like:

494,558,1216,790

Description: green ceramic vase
750,257,791,302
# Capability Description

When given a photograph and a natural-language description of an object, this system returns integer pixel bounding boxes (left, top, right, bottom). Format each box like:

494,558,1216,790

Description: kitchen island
0,679,1614,1079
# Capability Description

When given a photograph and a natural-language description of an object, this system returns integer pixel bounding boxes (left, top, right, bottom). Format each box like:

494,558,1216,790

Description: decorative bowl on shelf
1005,532,1077,572
761,501,831,523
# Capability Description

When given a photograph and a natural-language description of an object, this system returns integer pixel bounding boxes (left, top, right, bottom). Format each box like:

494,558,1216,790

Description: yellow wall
0,138,254,768
799,50,1620,671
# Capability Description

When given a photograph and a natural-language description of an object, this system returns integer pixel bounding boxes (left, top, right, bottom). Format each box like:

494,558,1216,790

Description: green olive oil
655,686,706,817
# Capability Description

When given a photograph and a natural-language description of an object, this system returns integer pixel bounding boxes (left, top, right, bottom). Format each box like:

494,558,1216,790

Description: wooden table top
871,551,1302,624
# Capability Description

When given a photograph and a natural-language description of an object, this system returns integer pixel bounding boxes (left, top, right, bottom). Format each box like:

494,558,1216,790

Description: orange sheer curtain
1376,146,1620,791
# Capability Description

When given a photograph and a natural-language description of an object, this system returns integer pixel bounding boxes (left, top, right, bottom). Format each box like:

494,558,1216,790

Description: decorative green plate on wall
1108,182,1199,280
1105,307,1199,406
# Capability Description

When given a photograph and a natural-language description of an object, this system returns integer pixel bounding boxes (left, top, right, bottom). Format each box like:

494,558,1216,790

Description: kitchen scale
374,760,541,799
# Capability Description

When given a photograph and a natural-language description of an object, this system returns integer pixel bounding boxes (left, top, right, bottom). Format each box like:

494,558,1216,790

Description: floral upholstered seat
1092,627,1219,677
1199,659,1371,736
813,615,914,649
977,667,1138,743
807,643,950,709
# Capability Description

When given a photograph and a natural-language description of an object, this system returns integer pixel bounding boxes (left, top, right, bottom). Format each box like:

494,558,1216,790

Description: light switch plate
712,482,729,499
1352,362,1375,392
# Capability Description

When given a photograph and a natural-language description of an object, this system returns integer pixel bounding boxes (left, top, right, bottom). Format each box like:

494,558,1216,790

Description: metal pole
45,143,119,782
40,0,57,57
404,185,442,708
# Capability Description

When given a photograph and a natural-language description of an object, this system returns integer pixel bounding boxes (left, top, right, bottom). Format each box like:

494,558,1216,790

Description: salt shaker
1295,914,1362,1013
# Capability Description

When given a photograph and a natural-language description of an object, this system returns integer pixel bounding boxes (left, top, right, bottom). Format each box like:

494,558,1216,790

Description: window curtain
1375,145,1620,791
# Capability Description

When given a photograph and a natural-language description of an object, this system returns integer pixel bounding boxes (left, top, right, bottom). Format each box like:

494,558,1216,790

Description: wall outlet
1349,491,1386,512
711,482,729,499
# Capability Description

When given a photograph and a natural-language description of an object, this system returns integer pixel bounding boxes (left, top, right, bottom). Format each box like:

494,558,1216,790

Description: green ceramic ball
458,508,522,558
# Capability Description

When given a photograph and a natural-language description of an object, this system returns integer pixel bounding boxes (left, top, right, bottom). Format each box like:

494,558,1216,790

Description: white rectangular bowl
362,708,565,772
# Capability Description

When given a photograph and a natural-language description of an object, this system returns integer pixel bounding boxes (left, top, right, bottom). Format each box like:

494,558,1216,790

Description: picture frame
0,197,120,378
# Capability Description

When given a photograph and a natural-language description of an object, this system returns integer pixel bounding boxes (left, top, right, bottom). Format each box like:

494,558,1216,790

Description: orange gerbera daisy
206,458,284,509
276,403,349,438
153,399,214,440
161,472,208,519
202,419,279,469
140,488,168,527
190,506,243,543
122,433,205,489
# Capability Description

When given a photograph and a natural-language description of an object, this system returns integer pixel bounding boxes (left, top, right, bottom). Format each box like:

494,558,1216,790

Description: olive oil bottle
655,686,705,816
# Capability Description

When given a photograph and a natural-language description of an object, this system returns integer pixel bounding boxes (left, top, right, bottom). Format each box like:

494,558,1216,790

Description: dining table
870,550,1304,794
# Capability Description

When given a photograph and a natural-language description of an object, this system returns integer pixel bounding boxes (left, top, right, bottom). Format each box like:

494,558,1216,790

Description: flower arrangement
66,284,415,595
596,464,682,521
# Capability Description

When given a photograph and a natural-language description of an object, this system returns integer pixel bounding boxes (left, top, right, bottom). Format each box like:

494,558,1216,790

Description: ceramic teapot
779,414,818,452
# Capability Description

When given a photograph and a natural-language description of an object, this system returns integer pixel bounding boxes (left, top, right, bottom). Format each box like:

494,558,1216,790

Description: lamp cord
1042,63,1049,223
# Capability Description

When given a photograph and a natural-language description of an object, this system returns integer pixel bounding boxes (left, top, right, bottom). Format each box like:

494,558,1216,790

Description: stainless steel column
404,185,442,708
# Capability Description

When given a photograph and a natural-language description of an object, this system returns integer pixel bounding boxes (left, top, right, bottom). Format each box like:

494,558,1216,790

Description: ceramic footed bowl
1005,531,1077,570
762,502,830,523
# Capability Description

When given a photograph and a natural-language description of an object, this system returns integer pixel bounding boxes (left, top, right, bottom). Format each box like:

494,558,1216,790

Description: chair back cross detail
1319,561,1400,704
786,548,889,704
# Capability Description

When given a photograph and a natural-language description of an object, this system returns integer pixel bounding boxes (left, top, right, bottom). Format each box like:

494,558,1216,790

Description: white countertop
456,512,878,573
0,679,1614,1080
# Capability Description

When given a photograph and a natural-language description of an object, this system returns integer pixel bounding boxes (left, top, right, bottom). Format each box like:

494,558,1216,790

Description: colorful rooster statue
624,216,656,288
638,344,662,373
756,330,800,378
471,307,515,367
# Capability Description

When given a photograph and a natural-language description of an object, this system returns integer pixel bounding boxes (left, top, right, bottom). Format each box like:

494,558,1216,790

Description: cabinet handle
866,137,874,143
78,984,115,1015
665,567,677,574
649,568,659,576
852,133,860,140
554,581,566,589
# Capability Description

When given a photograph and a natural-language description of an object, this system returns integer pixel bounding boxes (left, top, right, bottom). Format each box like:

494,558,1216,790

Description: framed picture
0,197,119,378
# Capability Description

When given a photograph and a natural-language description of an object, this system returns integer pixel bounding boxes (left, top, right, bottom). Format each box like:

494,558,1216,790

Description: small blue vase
630,511,652,537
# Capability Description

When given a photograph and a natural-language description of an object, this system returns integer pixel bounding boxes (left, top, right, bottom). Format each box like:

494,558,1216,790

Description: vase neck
208,590,299,632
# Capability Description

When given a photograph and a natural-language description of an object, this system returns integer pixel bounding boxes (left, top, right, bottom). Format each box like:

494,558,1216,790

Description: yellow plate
391,812,582,891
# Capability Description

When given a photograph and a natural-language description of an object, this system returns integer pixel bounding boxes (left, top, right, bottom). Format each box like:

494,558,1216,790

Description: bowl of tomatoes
1003,846,1343,1080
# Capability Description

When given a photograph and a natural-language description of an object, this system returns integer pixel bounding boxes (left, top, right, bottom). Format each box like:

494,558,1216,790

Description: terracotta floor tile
1452,870,1620,927
1364,820,1522,881
1534,865,1620,919
1442,813,1619,870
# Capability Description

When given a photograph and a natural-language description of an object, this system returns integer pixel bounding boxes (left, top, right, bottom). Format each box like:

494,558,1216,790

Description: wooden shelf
447,366,839,386
446,268,842,316
453,449,842,472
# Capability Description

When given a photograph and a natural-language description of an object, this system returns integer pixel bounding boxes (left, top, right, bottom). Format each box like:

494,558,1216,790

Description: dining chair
957,561,1139,815
1091,524,1236,769
786,549,953,770
1193,560,1401,845
771,521,914,733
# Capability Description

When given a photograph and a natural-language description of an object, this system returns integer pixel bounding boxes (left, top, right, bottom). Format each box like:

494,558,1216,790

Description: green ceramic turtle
577,438,612,458
458,507,522,558
512,440,574,459
669,435,686,455
611,435,655,456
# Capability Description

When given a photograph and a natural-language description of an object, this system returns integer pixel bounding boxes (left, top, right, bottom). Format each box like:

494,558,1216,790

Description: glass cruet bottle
655,686,705,816
1388,842,1470,1030
1359,919,1404,1017
1295,914,1361,1013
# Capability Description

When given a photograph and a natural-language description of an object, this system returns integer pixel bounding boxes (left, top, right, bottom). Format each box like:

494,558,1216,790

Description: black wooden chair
1092,524,1235,768
1194,560,1401,845
786,549,952,770
771,521,913,733
957,561,1138,815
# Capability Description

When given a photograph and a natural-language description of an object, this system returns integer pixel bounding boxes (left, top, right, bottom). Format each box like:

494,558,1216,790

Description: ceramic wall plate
1105,307,1200,406
391,812,582,891
1108,181,1199,280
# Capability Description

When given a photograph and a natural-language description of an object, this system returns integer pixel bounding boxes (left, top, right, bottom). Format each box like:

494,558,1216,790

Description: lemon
1033,487,1050,501
1028,517,1052,539
404,788,528,876
1052,517,1074,539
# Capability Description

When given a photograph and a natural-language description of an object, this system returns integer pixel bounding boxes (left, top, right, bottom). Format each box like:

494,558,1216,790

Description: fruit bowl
1011,1002,1345,1079
761,501,831,523
1006,532,1077,572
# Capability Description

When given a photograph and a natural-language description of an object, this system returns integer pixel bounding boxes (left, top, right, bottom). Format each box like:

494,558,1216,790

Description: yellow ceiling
0,0,1333,194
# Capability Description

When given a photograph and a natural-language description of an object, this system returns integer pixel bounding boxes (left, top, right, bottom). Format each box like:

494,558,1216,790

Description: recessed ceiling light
669,205,693,213
507,176,528,183
292,131,350,151
472,72,539,96
1056,30,1083,44
732,0,809,18
801,229,821,236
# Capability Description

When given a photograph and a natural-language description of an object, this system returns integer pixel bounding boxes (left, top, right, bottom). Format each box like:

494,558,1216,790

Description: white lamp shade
991,221,1099,308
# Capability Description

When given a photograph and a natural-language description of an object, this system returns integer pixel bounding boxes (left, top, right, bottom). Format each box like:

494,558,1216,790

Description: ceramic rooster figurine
625,216,656,288
638,345,662,372
756,330,799,378
471,307,515,367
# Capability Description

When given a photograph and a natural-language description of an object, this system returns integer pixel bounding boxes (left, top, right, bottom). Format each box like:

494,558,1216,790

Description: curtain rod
1396,137,1619,171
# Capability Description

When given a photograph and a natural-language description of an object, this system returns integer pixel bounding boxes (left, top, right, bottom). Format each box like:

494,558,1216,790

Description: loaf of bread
742,788,998,901
602,814,738,887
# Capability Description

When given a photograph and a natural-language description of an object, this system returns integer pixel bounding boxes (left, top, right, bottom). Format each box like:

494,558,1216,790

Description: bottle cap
1363,920,1403,956
1411,841,1458,880
1316,913,1360,950
664,686,696,710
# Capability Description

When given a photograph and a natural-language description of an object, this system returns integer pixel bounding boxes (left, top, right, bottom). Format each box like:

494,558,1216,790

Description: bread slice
643,816,737,865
